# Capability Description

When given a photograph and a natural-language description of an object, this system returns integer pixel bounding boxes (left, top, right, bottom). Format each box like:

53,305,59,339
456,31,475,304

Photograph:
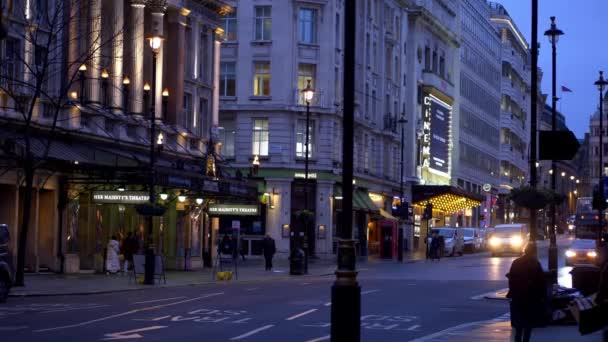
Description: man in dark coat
262,235,276,271
595,242,608,340
507,243,546,342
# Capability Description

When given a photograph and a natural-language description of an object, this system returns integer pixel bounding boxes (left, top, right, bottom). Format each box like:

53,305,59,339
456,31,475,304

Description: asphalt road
0,238,576,342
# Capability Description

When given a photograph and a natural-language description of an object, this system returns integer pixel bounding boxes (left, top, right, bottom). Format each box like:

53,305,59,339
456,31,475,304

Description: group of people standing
105,232,140,275
218,233,276,271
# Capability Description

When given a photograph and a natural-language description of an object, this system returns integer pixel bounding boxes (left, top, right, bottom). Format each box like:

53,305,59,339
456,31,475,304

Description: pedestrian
239,236,247,261
429,231,440,260
121,232,137,274
506,243,546,342
262,234,276,271
106,235,121,274
595,241,608,340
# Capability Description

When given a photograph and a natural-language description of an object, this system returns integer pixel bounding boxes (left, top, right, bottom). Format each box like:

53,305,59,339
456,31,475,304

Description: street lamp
301,79,315,261
143,34,163,285
544,15,564,282
252,154,260,176
122,75,130,113
594,71,608,247
162,88,169,121
78,64,87,103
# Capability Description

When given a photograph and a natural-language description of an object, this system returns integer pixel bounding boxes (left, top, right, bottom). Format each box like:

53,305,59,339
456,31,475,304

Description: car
461,228,482,252
488,223,529,257
0,224,13,302
428,227,464,257
565,239,597,266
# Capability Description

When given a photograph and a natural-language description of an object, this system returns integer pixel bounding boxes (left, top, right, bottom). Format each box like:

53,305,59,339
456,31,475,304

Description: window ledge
249,155,269,161
249,95,272,101
296,157,317,162
221,96,237,101
251,40,272,45
298,42,320,48
223,40,238,45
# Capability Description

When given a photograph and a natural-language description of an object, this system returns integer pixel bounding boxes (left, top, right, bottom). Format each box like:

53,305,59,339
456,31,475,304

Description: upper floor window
220,62,236,97
253,62,270,96
252,119,269,156
254,6,272,41
218,123,236,158
298,64,315,104
183,93,193,130
296,119,315,158
298,8,317,44
223,9,237,41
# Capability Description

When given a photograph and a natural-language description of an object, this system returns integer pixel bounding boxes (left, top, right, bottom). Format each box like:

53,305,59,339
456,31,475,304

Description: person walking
262,234,276,271
506,243,546,342
121,232,134,274
239,236,247,261
106,235,121,274
595,241,608,340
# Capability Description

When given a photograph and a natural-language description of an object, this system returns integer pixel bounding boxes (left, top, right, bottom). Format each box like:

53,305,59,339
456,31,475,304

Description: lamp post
101,69,110,109
594,71,608,248
302,80,315,261
544,16,563,282
143,34,163,285
331,0,360,340
78,64,87,103
398,115,407,262
529,0,539,252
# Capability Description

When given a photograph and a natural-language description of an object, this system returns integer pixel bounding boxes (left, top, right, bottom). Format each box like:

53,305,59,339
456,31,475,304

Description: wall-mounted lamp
196,197,203,205
159,190,169,201
178,192,186,203
281,224,290,238
317,224,326,240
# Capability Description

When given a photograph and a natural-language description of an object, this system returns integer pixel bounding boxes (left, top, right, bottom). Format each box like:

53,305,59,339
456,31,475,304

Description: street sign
539,130,580,160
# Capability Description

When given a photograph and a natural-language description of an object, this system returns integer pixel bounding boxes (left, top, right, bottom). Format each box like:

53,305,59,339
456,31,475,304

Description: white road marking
301,282,311,286
324,302,332,307
406,324,421,331
361,289,380,295
101,325,167,340
132,297,186,305
229,324,274,340
286,309,318,321
470,288,508,300
305,335,330,342
407,314,508,342
0,325,28,331
34,292,224,333
41,305,110,314
132,315,172,322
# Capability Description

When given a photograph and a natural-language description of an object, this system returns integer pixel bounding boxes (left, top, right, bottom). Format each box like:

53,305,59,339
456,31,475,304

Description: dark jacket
597,260,608,305
262,237,276,258
507,254,547,328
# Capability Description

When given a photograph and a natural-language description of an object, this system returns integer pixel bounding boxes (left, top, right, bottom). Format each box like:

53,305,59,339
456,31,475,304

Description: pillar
166,9,186,125
148,1,167,120
87,0,102,103
129,0,145,115
110,0,124,112
67,0,81,96
212,33,220,128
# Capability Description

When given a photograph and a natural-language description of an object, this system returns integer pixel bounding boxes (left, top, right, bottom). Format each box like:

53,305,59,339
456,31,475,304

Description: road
1,238,577,342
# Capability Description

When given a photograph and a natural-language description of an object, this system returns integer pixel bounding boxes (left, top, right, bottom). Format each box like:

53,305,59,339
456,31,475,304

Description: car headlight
568,224,575,230
565,250,576,258
587,251,597,258
489,237,501,247
510,236,523,246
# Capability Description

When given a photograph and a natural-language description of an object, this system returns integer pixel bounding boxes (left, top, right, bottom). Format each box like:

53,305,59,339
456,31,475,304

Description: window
335,13,341,49
296,119,314,158
220,62,236,96
432,50,438,73
200,31,210,82
298,8,316,44
185,26,193,77
223,9,237,41
252,119,269,156
424,46,430,70
218,123,236,158
197,98,208,135
439,55,446,78
365,83,369,117
2,39,19,84
254,6,272,41
253,62,270,96
364,134,370,172
298,64,315,104
366,34,371,67
183,93,192,129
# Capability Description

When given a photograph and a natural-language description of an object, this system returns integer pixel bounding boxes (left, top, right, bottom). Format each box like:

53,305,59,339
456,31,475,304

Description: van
488,223,529,257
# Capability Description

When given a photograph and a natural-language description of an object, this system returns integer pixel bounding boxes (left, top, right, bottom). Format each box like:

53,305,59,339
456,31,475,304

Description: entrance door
381,225,393,259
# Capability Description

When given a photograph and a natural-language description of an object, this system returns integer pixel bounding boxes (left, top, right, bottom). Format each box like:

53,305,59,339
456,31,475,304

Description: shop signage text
422,95,451,175
208,204,259,216
294,172,317,179
92,191,149,204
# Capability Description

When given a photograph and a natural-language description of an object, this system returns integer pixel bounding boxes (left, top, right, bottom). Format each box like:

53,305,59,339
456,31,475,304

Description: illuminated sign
422,95,451,175
294,172,317,179
92,191,149,204
208,204,260,216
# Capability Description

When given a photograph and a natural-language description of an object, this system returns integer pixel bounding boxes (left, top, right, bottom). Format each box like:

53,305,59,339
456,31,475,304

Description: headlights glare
587,251,597,258
510,236,523,246
565,250,576,258
489,237,501,247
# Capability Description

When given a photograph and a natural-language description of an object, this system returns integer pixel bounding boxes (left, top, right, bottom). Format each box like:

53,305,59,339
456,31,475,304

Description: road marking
406,324,421,331
132,297,186,305
323,302,332,307
41,305,110,314
101,325,167,340
305,335,330,342
361,289,380,295
245,287,259,291
470,288,508,300
0,325,28,331
286,309,318,321
34,292,224,333
133,315,172,322
229,324,274,340
407,314,508,342
301,282,311,286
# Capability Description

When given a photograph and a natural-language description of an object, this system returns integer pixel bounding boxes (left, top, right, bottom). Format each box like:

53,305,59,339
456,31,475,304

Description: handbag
569,296,608,335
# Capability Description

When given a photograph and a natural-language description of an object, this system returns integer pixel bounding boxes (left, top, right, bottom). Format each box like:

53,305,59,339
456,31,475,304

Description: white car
428,227,464,257
488,224,529,257
461,228,482,252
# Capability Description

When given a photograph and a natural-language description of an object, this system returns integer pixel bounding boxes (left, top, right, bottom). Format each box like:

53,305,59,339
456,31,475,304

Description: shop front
209,203,265,258
332,185,379,257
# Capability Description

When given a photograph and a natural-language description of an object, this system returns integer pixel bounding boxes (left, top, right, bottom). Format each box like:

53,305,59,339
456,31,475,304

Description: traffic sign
539,130,580,160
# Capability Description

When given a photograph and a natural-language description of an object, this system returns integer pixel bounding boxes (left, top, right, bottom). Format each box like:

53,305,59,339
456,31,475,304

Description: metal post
398,116,406,262
144,52,158,285
529,0,539,251
304,99,312,265
548,17,558,281
599,78,605,246
331,0,360,340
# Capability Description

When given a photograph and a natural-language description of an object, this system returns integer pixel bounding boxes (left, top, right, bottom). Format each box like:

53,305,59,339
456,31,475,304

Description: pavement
1,234,603,341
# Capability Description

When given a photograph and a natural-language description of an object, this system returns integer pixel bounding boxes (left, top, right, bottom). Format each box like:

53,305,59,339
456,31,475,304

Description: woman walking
106,235,121,274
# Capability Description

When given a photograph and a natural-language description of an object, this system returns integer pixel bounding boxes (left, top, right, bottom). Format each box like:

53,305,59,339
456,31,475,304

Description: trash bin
290,248,305,275
570,265,600,296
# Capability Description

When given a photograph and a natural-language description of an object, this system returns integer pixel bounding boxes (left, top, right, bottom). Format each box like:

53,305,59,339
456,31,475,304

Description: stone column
110,0,124,112
87,0,102,103
166,10,186,125
129,0,146,115
148,1,167,120
67,0,81,95
212,33,220,128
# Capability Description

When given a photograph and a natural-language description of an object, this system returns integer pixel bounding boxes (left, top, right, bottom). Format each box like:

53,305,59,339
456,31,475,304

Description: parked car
428,227,464,257
565,239,597,266
488,223,529,257
461,228,482,252
0,224,13,302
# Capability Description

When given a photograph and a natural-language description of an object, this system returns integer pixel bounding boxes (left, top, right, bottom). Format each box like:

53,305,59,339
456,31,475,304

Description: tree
0,0,124,286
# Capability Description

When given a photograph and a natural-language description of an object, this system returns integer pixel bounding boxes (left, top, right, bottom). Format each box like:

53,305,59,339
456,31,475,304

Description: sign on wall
92,191,149,204
208,204,260,216
421,95,451,175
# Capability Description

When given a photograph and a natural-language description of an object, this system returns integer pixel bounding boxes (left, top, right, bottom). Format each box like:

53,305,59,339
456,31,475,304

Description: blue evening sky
493,0,608,138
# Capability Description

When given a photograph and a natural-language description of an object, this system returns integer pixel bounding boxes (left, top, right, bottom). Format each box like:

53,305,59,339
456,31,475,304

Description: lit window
252,119,269,156
253,62,270,96
254,6,272,41
296,119,314,158
297,64,315,104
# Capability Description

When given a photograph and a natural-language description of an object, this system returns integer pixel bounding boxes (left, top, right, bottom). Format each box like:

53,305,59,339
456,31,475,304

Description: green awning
333,185,379,212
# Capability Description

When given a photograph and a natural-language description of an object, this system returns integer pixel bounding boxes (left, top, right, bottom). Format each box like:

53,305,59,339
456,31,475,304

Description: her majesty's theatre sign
421,94,451,175
92,191,150,204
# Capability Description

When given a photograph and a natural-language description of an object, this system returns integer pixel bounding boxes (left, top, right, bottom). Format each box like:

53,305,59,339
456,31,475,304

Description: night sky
492,0,608,138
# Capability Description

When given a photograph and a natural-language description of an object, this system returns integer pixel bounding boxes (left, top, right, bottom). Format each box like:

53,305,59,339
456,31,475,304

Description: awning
378,208,398,221
334,186,379,213
412,185,484,214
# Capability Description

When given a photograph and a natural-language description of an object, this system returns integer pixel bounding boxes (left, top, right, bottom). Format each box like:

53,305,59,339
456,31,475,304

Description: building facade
0,0,252,273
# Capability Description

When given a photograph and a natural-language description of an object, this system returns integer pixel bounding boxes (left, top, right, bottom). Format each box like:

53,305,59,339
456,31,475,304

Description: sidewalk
9,258,337,297
410,314,603,342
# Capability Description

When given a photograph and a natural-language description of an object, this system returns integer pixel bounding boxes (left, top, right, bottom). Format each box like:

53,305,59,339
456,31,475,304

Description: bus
574,197,602,239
